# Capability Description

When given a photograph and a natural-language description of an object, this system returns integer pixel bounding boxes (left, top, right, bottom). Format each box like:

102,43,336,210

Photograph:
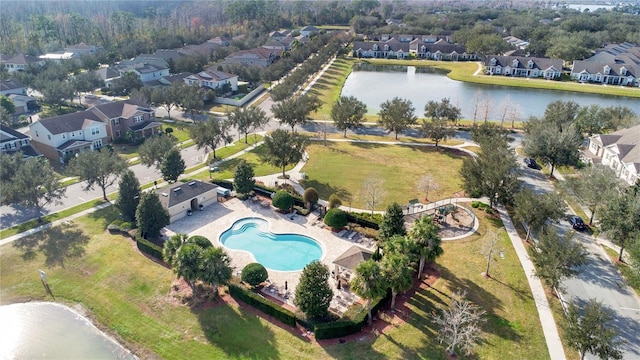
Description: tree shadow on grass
13,223,90,268
301,179,352,203
437,265,523,343
87,205,121,227
192,300,281,359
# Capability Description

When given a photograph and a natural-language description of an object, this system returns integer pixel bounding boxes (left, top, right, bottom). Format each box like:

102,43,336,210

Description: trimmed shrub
328,194,342,209
107,220,123,233
212,179,234,190
324,208,347,228
228,283,296,327
293,205,310,216
187,235,212,248
120,222,134,232
346,212,380,230
136,237,164,260
242,263,268,287
272,191,294,212
303,187,319,208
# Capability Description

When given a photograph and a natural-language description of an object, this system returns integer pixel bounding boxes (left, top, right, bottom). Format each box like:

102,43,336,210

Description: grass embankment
360,58,640,99
309,58,356,119
300,128,464,146
302,141,465,210
1,206,549,359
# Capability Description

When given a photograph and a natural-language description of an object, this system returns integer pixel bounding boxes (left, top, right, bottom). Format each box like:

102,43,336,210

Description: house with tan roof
484,55,563,79
0,78,26,96
1,54,45,73
585,124,640,185
225,48,281,67
156,180,220,222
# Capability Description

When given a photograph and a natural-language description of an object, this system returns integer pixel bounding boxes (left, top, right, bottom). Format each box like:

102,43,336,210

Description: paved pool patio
163,198,366,306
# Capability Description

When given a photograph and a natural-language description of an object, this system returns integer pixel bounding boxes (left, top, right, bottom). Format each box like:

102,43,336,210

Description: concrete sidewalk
497,205,566,360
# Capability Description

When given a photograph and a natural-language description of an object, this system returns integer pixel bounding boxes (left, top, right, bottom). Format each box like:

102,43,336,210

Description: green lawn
300,127,464,146
301,141,466,210
0,206,549,359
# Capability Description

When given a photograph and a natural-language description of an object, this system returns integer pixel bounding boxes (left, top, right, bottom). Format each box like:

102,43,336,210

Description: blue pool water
220,218,322,271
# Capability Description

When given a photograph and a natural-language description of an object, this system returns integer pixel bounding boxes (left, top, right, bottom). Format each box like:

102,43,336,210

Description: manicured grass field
0,206,549,359
300,127,465,146
301,141,466,210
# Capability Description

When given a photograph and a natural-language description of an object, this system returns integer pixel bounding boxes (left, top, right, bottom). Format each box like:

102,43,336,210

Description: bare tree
417,174,439,202
498,95,512,128
434,290,486,357
480,231,502,278
508,102,523,129
479,96,494,124
361,174,386,215
471,90,482,126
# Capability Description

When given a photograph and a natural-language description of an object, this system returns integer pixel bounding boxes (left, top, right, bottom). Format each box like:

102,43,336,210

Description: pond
341,63,640,121
0,302,136,360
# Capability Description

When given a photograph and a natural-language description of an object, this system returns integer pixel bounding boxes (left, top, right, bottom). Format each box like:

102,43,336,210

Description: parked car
524,158,540,169
568,215,586,231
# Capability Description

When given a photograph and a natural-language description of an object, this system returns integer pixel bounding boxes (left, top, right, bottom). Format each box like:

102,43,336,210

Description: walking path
3,133,566,360
497,205,566,360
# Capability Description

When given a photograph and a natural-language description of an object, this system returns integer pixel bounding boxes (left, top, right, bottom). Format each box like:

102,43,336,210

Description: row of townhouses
586,124,640,185
353,37,476,61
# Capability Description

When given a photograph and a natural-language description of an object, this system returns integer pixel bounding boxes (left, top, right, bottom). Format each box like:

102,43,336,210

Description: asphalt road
517,153,640,359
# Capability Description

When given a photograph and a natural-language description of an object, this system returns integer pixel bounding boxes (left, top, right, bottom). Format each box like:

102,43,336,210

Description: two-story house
409,39,476,61
484,55,563,79
117,63,170,83
0,124,41,158
225,48,281,67
585,124,640,185
29,111,108,163
1,54,45,73
184,70,239,92
352,39,410,59
0,78,27,96
89,100,161,141
64,43,101,58
570,61,639,87
300,26,319,38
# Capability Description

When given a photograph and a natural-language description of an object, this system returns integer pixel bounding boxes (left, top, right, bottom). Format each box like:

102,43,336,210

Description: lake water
341,64,640,121
0,302,136,360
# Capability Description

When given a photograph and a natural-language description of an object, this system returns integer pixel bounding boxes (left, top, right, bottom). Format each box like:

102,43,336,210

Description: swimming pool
220,217,322,271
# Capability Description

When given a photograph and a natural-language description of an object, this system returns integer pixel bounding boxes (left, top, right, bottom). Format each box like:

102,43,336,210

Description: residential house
585,124,640,185
586,42,640,66
262,39,290,51
300,25,319,38
64,43,101,57
352,39,410,59
570,61,639,87
7,94,38,115
29,111,108,162
184,69,238,92
116,63,170,83
225,48,280,67
1,54,45,73
409,39,476,61
269,30,292,41
0,78,26,96
88,100,161,141
38,52,75,62
208,36,231,47
156,180,219,222
503,36,530,50
385,19,404,27
0,124,41,158
94,67,121,88
484,55,563,79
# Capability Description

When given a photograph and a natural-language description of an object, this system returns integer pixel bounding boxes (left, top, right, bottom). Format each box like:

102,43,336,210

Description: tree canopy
378,202,406,242
189,116,233,159
377,97,417,140
138,135,176,169
116,170,141,222
233,160,255,196
136,191,170,239
227,106,269,143
331,95,368,137
161,147,185,183
295,260,333,319
69,149,127,201
529,227,587,292
262,129,308,177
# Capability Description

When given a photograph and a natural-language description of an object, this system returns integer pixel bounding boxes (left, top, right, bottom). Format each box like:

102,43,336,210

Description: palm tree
351,260,387,325
410,215,443,279
163,233,189,265
381,252,414,309
174,243,202,295
199,247,233,296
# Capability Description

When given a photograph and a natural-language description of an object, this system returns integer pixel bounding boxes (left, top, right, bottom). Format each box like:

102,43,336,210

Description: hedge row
228,283,296,327
346,212,380,230
212,179,234,190
136,237,164,260
313,291,390,340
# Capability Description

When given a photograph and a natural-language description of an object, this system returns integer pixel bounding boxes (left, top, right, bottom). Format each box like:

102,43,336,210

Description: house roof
485,55,563,71
300,25,319,32
161,73,192,84
90,100,153,120
226,48,281,61
65,43,97,51
156,180,218,208
588,42,640,66
57,139,92,151
605,124,640,165
1,124,29,142
3,54,43,65
571,60,639,77
37,111,103,135
129,120,162,132
190,69,237,82
333,245,373,270
94,67,121,81
0,78,25,92
8,94,37,107
353,39,410,53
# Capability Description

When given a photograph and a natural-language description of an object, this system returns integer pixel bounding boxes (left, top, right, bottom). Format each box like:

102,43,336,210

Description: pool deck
163,198,366,305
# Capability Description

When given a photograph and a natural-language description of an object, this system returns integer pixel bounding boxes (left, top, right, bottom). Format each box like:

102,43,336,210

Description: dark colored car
524,158,540,169
569,215,586,231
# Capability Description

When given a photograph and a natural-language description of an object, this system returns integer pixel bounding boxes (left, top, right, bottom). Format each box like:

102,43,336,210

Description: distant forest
1,0,640,62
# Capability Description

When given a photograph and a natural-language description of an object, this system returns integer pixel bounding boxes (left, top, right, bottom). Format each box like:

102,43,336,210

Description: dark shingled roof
38,112,103,135
1,124,28,142
484,55,563,71
0,78,25,92
156,180,218,208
